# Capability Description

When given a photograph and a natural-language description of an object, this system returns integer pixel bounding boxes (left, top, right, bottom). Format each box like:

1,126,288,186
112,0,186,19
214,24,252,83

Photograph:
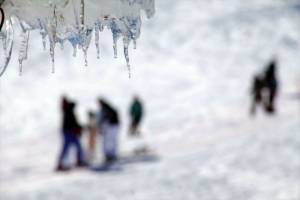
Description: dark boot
76,160,88,168
55,164,71,172
105,155,117,164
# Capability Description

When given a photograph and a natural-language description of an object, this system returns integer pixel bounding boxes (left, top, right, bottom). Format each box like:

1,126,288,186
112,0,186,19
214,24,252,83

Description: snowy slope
0,0,300,199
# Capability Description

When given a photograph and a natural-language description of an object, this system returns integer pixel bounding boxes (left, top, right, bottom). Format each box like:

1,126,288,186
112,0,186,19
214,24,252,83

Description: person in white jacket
97,98,120,163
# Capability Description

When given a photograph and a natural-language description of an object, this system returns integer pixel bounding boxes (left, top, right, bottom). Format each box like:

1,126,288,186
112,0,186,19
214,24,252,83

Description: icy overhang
0,0,155,77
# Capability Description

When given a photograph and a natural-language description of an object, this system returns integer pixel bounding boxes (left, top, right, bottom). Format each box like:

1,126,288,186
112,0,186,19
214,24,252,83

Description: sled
90,150,159,173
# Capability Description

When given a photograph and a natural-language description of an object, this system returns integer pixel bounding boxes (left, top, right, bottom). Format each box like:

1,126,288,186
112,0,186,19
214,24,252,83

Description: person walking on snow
129,96,144,136
97,98,120,163
56,97,86,171
264,60,278,114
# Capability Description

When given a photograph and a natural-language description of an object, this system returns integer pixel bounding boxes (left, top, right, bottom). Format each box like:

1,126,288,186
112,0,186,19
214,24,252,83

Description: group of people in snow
250,59,279,115
56,96,144,171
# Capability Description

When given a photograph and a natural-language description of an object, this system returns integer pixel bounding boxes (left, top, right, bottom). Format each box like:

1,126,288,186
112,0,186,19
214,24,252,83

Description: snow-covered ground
0,0,300,199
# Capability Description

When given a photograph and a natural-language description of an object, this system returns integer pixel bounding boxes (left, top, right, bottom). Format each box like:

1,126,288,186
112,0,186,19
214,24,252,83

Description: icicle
42,37,46,50
60,41,64,50
95,23,100,59
51,59,55,74
72,0,80,29
121,16,141,51
40,29,47,51
73,45,77,57
18,30,30,76
46,5,58,74
81,28,93,66
19,60,23,76
123,38,131,78
111,19,122,59
49,38,56,73
80,0,85,31
0,19,14,77
133,39,137,49
50,46,55,74
113,40,118,58
2,34,6,52
99,24,104,32
38,19,47,51
84,50,88,67
50,47,55,73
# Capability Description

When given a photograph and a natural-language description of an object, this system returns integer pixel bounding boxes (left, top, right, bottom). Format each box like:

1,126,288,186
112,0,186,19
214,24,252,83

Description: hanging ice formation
0,0,155,76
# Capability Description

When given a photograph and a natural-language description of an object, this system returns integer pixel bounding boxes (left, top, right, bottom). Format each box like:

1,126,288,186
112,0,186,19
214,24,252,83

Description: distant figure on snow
87,111,97,161
129,96,144,136
250,59,279,116
97,98,120,163
264,60,278,113
56,96,86,171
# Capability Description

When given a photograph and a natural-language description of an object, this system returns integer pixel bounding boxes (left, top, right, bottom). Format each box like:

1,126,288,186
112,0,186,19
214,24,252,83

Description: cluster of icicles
0,0,155,77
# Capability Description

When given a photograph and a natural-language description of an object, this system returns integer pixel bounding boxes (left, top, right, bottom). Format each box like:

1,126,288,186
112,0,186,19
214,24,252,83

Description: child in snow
129,96,144,136
97,98,120,163
87,111,97,161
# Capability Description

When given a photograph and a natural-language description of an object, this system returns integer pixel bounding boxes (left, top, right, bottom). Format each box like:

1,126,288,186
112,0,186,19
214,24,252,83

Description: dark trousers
130,119,141,136
265,88,277,113
58,131,85,166
250,94,262,115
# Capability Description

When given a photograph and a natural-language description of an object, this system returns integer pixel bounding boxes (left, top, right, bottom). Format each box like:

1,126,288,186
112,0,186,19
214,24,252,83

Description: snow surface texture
0,0,300,200
0,0,155,76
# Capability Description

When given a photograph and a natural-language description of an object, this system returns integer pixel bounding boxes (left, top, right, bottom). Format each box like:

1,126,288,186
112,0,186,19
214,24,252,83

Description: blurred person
97,98,120,163
264,60,278,114
86,110,97,161
250,74,265,115
56,97,86,171
129,96,144,136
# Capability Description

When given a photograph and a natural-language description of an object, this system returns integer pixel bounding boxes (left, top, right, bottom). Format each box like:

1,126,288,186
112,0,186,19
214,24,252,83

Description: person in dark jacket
97,98,120,163
264,60,278,113
129,96,143,136
56,96,86,171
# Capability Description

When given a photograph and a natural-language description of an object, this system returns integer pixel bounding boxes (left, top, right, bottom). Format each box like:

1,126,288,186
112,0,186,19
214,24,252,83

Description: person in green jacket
129,96,144,136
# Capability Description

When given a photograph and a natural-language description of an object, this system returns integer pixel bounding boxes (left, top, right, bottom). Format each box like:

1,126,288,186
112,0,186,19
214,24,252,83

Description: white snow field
0,0,300,200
